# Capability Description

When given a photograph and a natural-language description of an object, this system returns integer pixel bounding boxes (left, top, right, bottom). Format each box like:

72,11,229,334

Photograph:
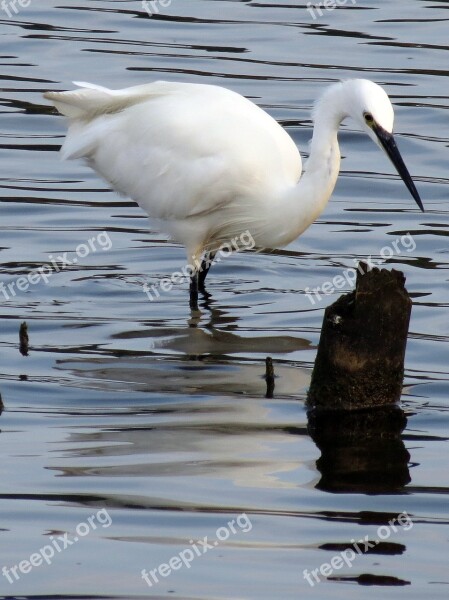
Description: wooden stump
19,321,29,357
265,357,275,398
307,264,412,411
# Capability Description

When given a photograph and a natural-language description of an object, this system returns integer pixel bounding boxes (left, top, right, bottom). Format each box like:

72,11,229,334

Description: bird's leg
190,252,216,309
198,251,216,292
189,272,199,310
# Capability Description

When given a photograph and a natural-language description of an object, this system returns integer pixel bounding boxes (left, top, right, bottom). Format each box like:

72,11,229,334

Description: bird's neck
278,87,346,244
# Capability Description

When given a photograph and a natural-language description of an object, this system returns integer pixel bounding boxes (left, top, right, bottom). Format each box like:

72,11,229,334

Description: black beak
373,123,424,212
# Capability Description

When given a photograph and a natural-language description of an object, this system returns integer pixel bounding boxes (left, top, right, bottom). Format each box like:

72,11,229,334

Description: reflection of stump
308,406,410,493
308,265,412,411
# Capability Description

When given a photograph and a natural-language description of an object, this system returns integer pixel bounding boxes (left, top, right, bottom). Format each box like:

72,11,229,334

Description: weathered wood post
265,357,275,398
306,265,413,492
307,264,412,411
19,321,29,357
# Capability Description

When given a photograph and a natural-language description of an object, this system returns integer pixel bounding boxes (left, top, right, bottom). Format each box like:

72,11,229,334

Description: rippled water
0,1,448,598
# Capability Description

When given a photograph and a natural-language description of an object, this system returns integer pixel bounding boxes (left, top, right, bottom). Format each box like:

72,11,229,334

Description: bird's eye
364,112,374,124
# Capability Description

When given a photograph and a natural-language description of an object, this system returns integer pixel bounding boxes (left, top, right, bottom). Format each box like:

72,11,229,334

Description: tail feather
44,81,168,120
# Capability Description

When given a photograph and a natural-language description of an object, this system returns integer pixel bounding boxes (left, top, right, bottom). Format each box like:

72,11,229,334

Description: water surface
0,1,448,598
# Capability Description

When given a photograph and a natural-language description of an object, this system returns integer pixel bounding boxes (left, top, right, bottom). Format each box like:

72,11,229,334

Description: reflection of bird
44,79,423,309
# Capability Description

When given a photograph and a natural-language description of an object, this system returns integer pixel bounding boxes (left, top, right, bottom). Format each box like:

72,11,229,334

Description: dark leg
190,252,216,309
198,251,216,292
190,272,199,310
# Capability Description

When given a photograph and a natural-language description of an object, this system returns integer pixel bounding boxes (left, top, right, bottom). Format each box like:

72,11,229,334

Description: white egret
44,79,424,309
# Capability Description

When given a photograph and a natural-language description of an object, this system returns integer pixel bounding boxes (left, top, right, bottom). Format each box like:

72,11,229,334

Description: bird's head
343,79,424,212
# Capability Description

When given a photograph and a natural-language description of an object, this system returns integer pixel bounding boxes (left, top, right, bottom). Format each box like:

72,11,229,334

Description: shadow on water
57,309,312,396
54,304,312,396
115,303,312,357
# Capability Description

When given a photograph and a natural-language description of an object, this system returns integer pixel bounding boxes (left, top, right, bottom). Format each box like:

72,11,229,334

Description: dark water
0,1,448,598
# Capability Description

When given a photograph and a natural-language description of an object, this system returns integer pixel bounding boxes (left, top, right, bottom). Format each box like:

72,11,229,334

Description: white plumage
44,78,423,308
